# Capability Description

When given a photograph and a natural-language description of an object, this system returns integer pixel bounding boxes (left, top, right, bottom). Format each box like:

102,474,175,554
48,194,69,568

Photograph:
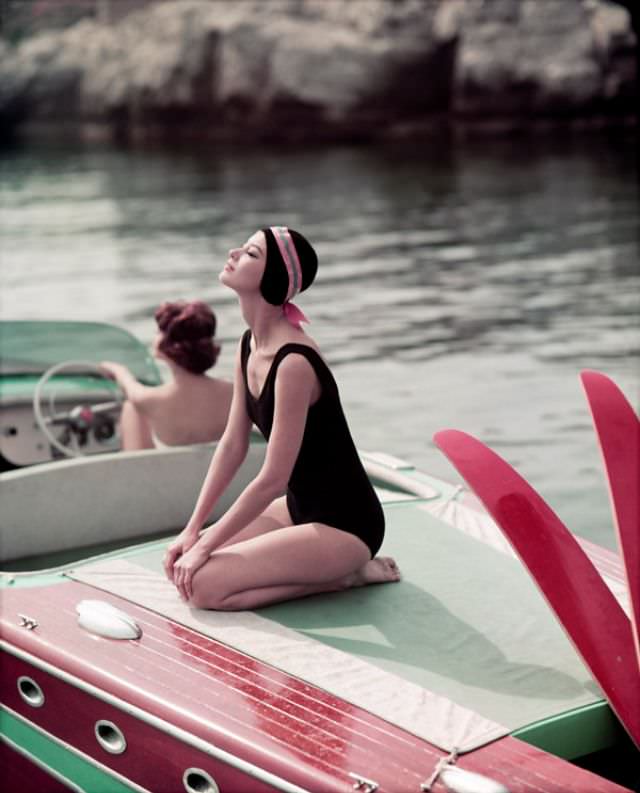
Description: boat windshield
0,321,161,385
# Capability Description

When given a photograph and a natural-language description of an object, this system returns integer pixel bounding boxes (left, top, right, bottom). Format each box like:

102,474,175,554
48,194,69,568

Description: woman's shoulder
134,381,172,414
275,336,332,386
277,327,321,354
202,375,233,394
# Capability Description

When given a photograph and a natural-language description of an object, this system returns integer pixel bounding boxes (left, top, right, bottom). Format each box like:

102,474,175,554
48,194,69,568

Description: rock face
0,0,636,142
450,0,637,122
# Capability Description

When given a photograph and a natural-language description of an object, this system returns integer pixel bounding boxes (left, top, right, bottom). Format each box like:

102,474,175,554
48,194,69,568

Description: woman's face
219,231,267,293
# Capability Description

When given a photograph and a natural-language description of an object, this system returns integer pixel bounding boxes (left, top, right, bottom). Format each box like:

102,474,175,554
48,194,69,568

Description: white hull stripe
1,641,312,793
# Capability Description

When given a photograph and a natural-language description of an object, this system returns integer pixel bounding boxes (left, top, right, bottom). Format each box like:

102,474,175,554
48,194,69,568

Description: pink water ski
581,369,640,671
434,429,640,749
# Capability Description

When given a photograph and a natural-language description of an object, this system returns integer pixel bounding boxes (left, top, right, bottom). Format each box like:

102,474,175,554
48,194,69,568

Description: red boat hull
0,739,77,793
1,580,631,792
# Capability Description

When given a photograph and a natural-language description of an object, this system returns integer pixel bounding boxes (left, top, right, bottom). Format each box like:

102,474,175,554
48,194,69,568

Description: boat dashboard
0,319,162,470
0,395,120,470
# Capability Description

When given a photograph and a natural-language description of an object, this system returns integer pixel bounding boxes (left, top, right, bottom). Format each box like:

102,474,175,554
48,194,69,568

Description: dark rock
450,0,637,122
0,0,635,143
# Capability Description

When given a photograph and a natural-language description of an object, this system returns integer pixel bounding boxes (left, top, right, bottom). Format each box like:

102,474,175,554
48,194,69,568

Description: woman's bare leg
189,506,400,610
195,555,401,611
119,401,153,450
213,499,399,584
213,496,292,549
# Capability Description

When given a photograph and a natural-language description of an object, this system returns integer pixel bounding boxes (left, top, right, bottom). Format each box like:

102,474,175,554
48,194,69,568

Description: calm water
1,135,638,549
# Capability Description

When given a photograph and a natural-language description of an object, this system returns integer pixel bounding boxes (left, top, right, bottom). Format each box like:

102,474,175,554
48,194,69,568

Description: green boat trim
1,706,148,793
0,373,125,404
0,534,174,587
0,320,161,385
513,700,624,760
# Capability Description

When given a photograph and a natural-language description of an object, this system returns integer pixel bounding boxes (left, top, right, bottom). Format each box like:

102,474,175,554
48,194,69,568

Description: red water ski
433,429,640,749
581,369,640,672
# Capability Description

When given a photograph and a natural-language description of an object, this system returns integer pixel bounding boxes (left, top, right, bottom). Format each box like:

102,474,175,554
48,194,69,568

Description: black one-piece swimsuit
241,330,385,558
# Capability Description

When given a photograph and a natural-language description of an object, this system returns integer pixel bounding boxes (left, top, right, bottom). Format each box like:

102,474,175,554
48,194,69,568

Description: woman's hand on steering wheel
99,361,129,383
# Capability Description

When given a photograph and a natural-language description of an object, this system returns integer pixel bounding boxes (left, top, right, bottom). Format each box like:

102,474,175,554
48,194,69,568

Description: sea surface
1,134,638,549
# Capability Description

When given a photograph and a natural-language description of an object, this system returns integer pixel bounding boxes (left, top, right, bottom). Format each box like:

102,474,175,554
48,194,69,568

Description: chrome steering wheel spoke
33,361,124,458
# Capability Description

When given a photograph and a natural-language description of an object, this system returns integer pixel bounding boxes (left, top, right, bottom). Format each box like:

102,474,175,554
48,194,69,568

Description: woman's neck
163,360,201,384
239,294,285,350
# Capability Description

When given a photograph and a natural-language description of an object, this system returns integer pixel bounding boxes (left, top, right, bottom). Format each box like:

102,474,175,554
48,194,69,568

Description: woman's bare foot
347,556,401,588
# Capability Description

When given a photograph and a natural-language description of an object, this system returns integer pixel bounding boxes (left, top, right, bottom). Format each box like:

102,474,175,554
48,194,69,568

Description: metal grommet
95,720,127,755
183,768,220,793
17,676,45,708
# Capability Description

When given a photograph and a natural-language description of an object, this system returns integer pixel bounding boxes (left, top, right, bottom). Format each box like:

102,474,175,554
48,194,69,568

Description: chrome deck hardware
17,675,45,708
76,599,142,640
421,749,510,793
363,451,415,471
183,768,220,793
18,613,38,630
95,720,127,755
421,748,459,791
348,772,379,792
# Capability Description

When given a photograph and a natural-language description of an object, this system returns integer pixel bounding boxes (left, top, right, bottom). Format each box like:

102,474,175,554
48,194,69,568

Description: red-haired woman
101,301,232,450
163,227,400,611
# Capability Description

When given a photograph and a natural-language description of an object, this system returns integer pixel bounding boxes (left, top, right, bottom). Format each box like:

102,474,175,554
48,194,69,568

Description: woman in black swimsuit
164,227,400,609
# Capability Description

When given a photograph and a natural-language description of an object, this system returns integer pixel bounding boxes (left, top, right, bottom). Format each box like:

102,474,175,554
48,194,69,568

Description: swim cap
260,227,318,325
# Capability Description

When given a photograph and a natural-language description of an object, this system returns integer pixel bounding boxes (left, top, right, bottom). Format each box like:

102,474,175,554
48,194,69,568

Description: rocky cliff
0,0,636,143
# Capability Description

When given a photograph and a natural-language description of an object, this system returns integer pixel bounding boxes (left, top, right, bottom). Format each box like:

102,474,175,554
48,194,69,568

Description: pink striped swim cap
260,227,318,326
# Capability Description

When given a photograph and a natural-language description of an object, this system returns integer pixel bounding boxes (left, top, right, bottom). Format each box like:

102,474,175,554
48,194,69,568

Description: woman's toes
355,557,401,585
379,556,401,581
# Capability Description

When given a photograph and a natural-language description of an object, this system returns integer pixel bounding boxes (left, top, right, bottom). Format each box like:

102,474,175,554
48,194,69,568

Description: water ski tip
432,425,640,749
433,429,476,460
580,368,640,675
580,369,640,435
580,369,609,385
580,368,631,395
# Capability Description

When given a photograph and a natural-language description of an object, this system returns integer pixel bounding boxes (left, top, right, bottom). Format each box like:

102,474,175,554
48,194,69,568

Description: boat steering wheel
33,361,124,458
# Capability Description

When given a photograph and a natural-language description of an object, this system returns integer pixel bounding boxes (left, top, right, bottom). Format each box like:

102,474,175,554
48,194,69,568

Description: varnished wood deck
1,580,630,792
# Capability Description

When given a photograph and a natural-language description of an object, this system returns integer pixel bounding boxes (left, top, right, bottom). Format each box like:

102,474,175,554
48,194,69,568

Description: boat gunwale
1,642,322,793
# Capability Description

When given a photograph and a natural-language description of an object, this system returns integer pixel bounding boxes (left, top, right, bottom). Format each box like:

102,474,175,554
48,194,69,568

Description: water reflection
1,135,637,546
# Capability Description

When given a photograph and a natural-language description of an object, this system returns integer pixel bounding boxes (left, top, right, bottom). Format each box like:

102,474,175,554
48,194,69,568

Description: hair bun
155,300,220,373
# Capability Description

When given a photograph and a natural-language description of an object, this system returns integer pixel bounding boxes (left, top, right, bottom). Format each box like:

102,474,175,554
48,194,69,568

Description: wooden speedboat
1,321,637,792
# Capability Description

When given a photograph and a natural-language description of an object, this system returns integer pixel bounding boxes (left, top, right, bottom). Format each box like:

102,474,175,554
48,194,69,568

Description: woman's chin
221,273,242,294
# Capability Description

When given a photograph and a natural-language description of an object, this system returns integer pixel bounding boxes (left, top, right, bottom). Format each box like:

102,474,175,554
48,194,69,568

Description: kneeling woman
164,227,400,609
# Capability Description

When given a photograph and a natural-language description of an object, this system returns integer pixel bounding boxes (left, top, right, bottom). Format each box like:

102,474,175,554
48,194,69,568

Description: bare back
146,376,233,446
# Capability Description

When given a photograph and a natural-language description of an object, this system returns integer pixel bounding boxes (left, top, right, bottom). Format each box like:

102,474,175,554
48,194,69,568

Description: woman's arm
163,340,253,580
196,353,316,552
100,361,157,411
182,340,254,534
